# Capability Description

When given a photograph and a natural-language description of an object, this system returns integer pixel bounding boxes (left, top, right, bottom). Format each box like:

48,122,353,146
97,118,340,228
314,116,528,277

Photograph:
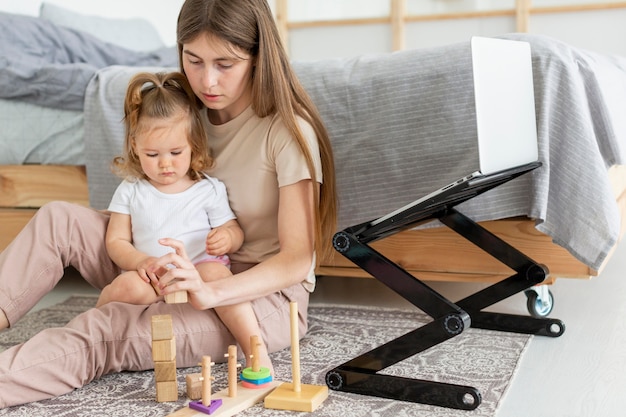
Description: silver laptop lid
471,36,539,175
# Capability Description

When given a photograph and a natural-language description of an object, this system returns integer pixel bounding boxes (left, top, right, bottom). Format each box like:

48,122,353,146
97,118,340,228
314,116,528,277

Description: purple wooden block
189,399,223,414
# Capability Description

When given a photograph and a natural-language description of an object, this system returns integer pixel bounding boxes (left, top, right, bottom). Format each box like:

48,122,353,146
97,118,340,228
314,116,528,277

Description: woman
0,0,336,407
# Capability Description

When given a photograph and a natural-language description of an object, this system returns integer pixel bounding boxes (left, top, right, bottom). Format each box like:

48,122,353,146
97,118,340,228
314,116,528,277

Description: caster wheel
525,288,554,318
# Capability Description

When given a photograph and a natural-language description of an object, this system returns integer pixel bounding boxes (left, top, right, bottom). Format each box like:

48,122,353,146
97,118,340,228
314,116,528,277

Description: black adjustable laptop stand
324,162,565,410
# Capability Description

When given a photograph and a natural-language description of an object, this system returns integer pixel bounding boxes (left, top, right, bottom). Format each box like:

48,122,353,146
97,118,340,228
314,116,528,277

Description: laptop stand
324,165,565,410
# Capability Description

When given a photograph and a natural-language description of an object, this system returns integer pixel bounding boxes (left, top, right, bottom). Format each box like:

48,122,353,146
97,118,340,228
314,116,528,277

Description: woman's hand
148,238,216,310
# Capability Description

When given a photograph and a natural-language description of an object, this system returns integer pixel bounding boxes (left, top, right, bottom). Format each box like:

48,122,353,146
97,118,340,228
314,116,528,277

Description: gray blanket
0,12,178,111
84,34,626,272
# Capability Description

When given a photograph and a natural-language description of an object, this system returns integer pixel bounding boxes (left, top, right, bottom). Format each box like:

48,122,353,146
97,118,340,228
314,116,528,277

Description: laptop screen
471,36,539,175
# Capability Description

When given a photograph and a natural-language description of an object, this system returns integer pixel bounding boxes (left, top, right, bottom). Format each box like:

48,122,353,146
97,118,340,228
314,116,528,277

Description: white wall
286,2,626,60
1,0,625,57
0,0,184,46
530,8,626,56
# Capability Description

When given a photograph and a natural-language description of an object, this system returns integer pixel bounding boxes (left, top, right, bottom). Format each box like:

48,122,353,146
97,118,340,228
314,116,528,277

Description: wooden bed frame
2,164,625,284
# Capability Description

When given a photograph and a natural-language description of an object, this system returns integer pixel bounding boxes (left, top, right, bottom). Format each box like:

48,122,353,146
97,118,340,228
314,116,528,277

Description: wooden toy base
264,382,329,412
189,399,222,414
167,380,282,417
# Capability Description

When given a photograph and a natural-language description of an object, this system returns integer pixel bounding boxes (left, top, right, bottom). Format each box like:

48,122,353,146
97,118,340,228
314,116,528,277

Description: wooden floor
32,238,626,417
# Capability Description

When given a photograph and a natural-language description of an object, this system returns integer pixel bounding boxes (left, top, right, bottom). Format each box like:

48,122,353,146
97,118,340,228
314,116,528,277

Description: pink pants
0,202,309,408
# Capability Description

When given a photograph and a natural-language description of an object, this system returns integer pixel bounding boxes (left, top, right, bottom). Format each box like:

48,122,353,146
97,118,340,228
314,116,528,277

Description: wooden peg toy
251,335,260,372
224,345,240,398
264,301,329,412
188,356,223,414
240,335,273,388
167,345,280,417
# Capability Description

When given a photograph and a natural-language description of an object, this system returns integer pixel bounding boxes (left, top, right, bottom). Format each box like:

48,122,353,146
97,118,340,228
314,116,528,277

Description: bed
2,10,626,316
0,7,178,248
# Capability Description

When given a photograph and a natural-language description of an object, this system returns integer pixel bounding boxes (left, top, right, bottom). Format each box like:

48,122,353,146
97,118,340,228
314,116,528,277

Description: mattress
0,10,178,165
0,98,84,165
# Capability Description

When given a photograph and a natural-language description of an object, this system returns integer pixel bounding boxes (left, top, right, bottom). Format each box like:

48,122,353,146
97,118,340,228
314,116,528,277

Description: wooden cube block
165,290,188,304
151,280,163,296
155,360,177,382
151,315,173,341
156,380,178,402
152,338,176,362
185,373,203,400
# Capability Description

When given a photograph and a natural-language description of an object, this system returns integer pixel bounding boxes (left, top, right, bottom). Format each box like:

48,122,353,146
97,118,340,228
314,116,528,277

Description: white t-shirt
107,175,236,264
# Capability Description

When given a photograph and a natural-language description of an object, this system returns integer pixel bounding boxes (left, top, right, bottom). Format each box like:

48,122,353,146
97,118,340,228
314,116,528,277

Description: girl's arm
155,179,317,310
106,212,155,281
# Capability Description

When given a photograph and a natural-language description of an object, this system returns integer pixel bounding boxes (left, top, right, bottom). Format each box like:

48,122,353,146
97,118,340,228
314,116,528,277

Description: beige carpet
0,295,531,416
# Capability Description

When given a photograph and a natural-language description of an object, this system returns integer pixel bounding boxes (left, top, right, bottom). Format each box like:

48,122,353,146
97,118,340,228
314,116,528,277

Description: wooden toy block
151,280,164,297
264,301,328,412
165,290,188,304
157,380,179,402
151,315,174,341
152,338,177,362
166,381,281,417
151,314,179,403
151,272,187,304
186,373,203,400
155,360,177,382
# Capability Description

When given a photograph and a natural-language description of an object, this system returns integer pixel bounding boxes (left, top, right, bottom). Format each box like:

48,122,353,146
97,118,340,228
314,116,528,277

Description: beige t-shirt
203,106,323,289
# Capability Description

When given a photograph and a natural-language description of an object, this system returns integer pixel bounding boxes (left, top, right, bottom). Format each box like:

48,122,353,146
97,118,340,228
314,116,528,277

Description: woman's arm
155,179,317,310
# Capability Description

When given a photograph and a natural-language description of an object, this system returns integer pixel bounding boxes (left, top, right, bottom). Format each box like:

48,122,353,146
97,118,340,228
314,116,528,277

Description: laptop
361,36,540,240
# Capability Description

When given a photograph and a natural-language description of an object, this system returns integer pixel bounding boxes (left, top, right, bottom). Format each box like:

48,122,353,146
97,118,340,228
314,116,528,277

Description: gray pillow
39,2,165,52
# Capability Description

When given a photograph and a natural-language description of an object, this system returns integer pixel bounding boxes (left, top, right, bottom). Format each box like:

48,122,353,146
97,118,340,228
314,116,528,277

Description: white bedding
0,99,84,165
0,9,177,165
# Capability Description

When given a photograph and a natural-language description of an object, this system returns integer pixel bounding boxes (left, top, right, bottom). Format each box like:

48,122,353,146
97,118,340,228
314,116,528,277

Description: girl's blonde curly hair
113,71,212,181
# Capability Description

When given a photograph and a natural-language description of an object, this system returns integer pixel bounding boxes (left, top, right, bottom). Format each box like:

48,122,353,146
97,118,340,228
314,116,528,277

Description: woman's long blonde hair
113,71,213,181
177,0,338,261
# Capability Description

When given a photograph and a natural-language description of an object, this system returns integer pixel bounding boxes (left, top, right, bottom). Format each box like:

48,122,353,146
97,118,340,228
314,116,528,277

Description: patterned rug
0,295,531,417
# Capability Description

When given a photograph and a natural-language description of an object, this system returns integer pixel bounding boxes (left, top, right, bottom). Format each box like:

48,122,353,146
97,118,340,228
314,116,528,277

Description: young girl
96,71,272,372
0,0,335,407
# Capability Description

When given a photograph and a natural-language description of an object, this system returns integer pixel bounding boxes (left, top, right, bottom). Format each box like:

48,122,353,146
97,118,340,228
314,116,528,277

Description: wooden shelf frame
274,0,626,52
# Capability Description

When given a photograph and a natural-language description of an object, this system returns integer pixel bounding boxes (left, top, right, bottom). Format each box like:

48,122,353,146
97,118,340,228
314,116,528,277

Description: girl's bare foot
0,310,9,331
245,339,275,376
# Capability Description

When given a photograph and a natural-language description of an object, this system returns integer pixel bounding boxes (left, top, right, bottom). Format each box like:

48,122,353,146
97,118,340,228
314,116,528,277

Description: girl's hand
149,238,217,310
206,219,244,256
136,256,161,284
205,227,232,255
